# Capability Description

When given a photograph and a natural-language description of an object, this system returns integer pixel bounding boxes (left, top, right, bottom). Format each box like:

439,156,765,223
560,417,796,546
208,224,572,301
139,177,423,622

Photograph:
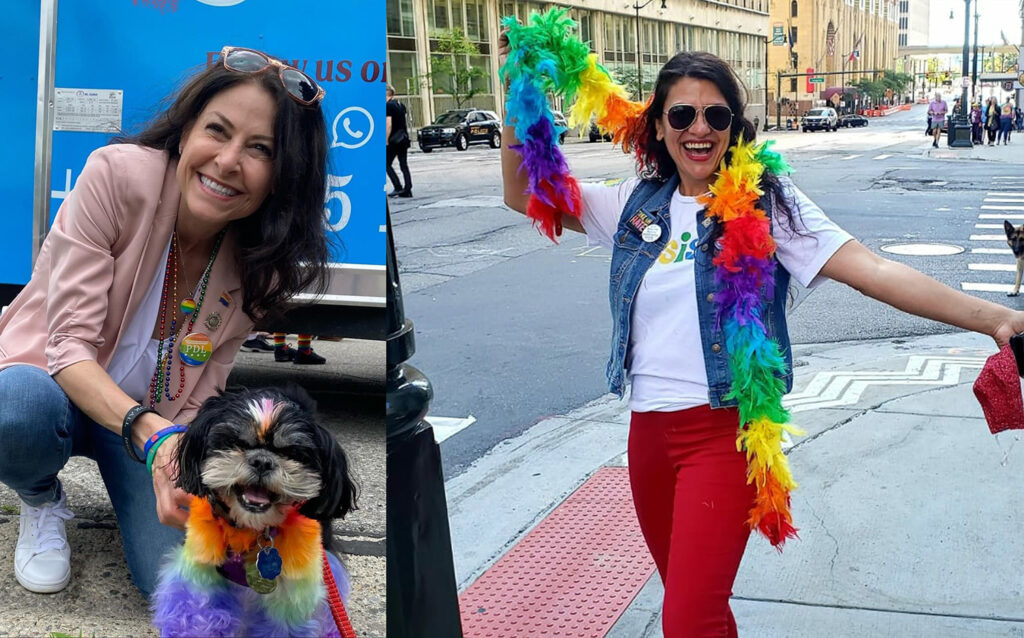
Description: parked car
417,108,502,152
588,122,613,142
552,110,568,144
838,114,869,128
802,107,839,132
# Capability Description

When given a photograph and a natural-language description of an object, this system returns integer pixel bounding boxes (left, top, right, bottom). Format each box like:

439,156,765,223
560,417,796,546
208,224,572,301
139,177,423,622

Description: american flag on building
826,22,836,56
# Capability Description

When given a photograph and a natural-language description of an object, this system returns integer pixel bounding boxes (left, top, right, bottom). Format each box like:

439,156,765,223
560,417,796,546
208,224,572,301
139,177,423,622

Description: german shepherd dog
1005,220,1024,297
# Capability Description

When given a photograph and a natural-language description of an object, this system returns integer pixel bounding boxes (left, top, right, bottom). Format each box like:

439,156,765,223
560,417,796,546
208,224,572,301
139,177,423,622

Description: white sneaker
14,491,74,593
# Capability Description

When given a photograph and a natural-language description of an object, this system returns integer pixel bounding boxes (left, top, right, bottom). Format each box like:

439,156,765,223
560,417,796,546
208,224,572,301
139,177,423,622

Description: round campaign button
179,333,212,366
641,224,662,243
180,298,197,315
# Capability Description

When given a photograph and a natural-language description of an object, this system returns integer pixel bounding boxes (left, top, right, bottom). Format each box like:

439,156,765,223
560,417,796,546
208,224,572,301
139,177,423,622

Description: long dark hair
634,51,799,233
113,57,330,321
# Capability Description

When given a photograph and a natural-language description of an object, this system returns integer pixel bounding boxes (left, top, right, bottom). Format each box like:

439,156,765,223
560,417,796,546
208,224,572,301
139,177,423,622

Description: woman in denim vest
499,43,1024,637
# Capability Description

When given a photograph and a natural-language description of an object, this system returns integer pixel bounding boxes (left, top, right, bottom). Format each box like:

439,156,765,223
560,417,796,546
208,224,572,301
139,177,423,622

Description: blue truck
1,0,384,338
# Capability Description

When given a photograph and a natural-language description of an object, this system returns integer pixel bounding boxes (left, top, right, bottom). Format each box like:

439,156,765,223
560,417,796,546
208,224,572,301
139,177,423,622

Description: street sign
809,77,825,84
772,24,785,46
962,76,970,88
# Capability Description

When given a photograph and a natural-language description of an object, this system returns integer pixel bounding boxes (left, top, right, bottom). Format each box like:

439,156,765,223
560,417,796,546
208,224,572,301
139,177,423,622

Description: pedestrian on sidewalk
970,102,983,144
985,97,1000,146
998,98,1014,145
386,84,413,198
927,91,947,148
499,42,1024,638
0,46,331,598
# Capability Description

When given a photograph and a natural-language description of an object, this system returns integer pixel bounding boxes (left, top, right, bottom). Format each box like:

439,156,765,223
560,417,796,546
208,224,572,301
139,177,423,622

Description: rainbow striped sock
297,335,312,355
273,333,287,351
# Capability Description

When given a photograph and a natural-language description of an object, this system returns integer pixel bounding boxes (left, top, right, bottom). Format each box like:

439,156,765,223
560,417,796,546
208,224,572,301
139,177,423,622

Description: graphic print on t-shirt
657,231,698,264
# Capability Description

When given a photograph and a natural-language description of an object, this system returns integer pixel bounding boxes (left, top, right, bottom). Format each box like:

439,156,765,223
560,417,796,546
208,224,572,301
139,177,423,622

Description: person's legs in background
273,332,295,362
629,406,756,638
395,142,412,198
387,144,405,197
294,334,326,365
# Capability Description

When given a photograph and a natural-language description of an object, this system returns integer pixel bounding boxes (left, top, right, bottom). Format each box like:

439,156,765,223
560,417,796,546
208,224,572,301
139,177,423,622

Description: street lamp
633,0,668,102
948,0,973,147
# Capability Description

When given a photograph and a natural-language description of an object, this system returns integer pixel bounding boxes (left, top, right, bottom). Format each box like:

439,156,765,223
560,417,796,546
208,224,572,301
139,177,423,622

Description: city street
390,102,1024,636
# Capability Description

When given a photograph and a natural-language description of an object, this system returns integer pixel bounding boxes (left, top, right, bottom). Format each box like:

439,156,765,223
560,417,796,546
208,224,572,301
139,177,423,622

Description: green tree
852,77,886,104
611,65,654,102
421,28,488,108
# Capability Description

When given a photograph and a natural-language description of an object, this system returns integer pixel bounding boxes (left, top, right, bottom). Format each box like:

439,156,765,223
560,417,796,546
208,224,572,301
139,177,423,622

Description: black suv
417,109,502,152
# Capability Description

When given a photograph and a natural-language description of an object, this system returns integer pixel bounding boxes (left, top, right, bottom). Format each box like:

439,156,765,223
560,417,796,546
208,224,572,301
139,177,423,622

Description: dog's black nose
248,452,277,476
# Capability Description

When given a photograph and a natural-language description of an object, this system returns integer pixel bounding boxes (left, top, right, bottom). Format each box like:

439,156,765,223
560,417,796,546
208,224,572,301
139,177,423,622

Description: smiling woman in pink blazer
0,47,330,597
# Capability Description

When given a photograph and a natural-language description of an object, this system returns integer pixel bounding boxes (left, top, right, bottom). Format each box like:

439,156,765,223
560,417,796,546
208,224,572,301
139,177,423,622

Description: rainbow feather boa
503,8,803,548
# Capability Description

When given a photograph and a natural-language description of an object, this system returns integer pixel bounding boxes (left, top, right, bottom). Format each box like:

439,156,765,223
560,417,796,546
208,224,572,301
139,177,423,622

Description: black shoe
397,190,413,198
242,336,275,352
388,190,403,198
293,349,326,365
274,345,296,362
932,141,938,148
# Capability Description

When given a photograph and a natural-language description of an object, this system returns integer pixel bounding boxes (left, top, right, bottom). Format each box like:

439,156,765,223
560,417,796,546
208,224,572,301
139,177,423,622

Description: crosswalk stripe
974,223,1005,229
972,248,1013,254
810,155,829,160
980,214,1024,219
429,415,477,443
984,198,1024,203
982,205,1024,210
840,154,861,160
993,176,1024,180
962,282,1017,292
987,192,1024,196
872,154,892,160
969,263,1015,271
970,234,1007,240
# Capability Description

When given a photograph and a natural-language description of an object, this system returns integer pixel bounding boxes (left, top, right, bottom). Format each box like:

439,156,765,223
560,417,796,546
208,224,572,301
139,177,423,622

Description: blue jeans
0,364,184,597
999,117,1013,143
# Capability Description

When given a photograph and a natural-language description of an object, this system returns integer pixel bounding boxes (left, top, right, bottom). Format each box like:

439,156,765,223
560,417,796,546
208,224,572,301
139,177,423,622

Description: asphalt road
390,103,1023,478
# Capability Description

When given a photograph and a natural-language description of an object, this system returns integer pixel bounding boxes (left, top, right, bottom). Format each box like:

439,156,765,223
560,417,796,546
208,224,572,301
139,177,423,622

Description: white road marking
809,155,829,160
969,263,1016,271
972,248,1013,254
429,415,477,443
980,214,1024,220
984,198,1024,203
987,192,1024,196
872,154,892,160
840,154,862,160
970,234,1008,241
993,176,1024,180
421,196,508,209
974,223,1005,229
981,205,1024,211
961,282,1018,293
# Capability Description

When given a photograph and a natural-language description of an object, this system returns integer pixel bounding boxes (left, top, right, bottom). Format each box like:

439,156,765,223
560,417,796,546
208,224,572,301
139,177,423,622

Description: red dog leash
322,550,357,638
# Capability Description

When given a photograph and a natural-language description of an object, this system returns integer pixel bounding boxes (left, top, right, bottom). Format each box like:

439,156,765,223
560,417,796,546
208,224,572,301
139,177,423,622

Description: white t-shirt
105,238,171,402
580,176,853,412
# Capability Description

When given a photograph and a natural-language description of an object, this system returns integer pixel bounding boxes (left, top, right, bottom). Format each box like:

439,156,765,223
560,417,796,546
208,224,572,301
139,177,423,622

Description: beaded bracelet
145,425,188,475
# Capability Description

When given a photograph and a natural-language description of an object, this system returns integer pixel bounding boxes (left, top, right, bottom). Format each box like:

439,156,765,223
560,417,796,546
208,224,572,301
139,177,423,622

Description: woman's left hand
990,309,1024,349
151,433,191,530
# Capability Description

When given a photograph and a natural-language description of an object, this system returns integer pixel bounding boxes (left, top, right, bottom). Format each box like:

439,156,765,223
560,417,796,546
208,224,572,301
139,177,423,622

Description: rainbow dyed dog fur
151,386,357,637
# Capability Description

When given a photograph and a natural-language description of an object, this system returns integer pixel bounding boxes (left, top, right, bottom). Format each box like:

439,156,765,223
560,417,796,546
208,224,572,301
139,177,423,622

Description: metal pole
961,0,970,112
634,3,643,102
33,0,58,266
764,35,769,131
776,72,781,130
385,207,464,638
971,0,979,102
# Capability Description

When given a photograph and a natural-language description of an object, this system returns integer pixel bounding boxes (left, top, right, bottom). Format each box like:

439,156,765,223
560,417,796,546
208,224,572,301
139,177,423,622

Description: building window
790,26,797,45
791,0,798,18
387,0,416,37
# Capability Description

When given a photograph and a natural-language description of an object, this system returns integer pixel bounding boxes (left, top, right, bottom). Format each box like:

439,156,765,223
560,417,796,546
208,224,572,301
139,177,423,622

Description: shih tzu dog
151,385,357,638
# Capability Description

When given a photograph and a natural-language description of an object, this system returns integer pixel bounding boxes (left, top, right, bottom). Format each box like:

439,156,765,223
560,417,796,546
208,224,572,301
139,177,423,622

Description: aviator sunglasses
664,103,733,132
220,46,325,106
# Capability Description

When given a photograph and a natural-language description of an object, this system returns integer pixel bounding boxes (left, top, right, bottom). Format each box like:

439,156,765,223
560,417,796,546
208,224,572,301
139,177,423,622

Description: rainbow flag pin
219,291,232,308
180,298,197,315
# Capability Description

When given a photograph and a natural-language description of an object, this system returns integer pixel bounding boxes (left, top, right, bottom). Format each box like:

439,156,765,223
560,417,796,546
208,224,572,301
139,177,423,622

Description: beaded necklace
149,229,226,408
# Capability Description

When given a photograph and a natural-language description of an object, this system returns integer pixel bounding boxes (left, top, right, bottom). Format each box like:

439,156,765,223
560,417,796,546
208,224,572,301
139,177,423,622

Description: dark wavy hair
634,51,799,232
112,56,330,321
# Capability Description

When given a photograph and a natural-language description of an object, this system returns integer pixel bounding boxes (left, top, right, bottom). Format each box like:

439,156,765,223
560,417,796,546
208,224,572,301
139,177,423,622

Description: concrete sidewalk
927,136,1023,162
0,337,385,638
447,331,1024,637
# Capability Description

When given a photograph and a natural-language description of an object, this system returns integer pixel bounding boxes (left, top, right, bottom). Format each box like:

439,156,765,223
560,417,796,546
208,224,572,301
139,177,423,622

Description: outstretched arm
820,240,1024,348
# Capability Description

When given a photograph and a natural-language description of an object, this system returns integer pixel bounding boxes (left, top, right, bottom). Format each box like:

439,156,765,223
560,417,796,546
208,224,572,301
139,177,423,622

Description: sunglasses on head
220,46,325,106
664,103,733,132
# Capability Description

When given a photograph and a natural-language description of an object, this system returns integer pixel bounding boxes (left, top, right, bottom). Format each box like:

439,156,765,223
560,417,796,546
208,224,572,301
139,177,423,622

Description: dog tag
257,547,282,580
245,559,277,594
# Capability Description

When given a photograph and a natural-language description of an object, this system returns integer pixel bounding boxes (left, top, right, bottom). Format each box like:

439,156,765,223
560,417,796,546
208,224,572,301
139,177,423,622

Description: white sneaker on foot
14,491,74,593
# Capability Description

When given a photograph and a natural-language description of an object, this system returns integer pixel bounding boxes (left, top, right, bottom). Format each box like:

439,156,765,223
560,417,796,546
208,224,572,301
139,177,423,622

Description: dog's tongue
243,486,271,505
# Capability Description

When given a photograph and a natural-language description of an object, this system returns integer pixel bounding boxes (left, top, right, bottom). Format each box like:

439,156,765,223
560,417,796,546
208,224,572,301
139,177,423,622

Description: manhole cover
880,242,964,256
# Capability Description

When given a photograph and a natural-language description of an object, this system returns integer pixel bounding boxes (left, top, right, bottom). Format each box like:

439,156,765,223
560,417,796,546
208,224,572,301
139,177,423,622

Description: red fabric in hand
973,344,1024,434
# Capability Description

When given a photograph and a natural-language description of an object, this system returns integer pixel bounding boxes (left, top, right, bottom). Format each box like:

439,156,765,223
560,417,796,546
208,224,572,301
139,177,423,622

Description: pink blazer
0,144,254,424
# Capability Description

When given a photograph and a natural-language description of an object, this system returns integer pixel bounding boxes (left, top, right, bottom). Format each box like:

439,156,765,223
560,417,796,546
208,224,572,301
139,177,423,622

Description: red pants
628,405,757,638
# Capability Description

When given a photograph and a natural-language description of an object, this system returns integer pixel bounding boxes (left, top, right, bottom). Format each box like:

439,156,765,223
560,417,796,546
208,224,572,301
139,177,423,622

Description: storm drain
459,467,656,638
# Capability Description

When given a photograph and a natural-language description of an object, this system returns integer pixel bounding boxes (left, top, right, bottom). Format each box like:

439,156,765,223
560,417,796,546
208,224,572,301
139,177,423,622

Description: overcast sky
928,0,1023,47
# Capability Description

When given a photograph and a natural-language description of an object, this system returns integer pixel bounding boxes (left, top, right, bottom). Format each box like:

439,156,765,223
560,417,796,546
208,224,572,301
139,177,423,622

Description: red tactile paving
459,467,657,638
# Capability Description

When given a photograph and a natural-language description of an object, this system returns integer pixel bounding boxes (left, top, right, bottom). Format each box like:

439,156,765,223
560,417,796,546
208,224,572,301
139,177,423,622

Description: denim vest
606,175,794,407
